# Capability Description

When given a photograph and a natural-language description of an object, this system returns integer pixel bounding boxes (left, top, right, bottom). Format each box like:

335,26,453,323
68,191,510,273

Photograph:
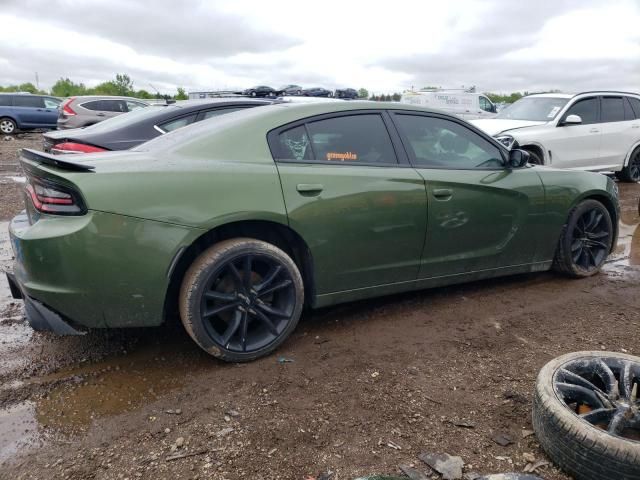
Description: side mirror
562,114,582,125
508,149,530,168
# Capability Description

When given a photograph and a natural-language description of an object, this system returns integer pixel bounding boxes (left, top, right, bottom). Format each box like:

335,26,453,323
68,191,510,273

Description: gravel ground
0,133,639,480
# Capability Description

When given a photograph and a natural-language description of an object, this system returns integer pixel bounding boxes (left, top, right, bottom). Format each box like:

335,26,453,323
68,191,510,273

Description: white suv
471,92,640,182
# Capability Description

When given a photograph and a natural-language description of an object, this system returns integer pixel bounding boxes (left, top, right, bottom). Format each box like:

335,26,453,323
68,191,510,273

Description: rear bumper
5,271,85,335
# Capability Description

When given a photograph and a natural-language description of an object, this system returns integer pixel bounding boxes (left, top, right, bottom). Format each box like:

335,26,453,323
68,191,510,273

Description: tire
552,199,613,277
0,117,17,134
617,147,640,183
524,149,543,165
251,91,256,97
533,351,640,480
179,238,304,362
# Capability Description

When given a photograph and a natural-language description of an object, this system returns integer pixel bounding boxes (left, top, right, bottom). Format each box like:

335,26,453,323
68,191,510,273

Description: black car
301,87,333,97
276,85,303,96
334,88,358,99
242,86,277,98
43,98,274,153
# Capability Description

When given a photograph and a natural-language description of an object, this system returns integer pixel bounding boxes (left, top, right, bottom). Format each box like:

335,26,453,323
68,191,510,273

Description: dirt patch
0,134,638,479
0,133,39,221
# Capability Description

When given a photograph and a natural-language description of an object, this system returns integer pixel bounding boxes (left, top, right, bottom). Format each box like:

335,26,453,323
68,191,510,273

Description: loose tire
0,117,17,134
553,199,613,277
533,351,640,480
617,147,640,183
179,238,304,362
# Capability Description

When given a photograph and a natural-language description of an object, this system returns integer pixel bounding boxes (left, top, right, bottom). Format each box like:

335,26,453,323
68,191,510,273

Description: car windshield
81,105,175,132
496,97,570,121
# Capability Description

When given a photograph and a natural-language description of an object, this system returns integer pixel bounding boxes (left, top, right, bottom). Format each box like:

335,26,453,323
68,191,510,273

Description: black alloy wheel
180,238,304,361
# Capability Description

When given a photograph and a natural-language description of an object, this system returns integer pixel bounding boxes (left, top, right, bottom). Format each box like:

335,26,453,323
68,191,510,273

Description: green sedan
7,101,619,361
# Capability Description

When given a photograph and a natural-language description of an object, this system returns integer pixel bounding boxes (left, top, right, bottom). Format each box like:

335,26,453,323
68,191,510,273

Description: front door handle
96,113,106,117
296,183,323,195
589,128,600,133
632,124,640,129
433,188,453,200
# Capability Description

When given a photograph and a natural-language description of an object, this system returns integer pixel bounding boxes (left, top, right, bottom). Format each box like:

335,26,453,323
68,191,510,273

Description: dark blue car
0,94,61,134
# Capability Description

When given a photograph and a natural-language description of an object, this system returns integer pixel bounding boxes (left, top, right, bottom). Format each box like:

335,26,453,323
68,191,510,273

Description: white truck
400,89,498,120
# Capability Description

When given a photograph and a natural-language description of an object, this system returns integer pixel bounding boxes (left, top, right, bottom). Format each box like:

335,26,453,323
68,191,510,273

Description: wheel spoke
254,265,282,292
256,301,289,318
258,279,292,297
203,301,240,317
220,309,243,346
585,247,596,268
581,407,616,425
571,240,582,252
250,307,279,336
556,382,606,409
227,261,244,288
240,309,249,351
243,255,253,290
557,368,607,396
608,411,627,435
594,358,618,394
620,361,634,399
205,291,236,302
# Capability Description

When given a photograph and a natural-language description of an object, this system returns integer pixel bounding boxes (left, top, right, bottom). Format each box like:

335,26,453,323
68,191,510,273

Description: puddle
34,342,212,431
0,401,40,463
605,221,640,276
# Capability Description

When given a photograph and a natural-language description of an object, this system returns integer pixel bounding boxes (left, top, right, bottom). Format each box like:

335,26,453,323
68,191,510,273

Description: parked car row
242,85,358,98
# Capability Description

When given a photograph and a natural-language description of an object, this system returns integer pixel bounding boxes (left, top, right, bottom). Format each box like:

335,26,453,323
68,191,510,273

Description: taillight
25,178,86,215
51,142,107,154
61,97,76,116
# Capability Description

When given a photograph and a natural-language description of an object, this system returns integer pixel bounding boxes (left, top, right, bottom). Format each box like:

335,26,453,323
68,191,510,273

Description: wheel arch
163,219,315,324
519,142,546,165
623,141,640,167
0,115,19,129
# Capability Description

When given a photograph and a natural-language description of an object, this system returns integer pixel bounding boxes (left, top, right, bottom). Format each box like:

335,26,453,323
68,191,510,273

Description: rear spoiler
20,148,95,172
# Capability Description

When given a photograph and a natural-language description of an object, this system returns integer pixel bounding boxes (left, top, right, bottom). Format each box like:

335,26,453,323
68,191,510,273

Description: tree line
0,74,188,100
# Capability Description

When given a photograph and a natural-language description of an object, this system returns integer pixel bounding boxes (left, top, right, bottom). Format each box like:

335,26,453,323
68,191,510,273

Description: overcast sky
2,0,639,95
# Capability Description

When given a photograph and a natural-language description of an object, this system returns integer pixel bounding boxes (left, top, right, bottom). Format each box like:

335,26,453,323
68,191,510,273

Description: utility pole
35,72,39,90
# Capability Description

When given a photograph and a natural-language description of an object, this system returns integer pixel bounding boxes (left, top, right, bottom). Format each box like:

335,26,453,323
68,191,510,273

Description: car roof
527,91,640,100
72,95,149,101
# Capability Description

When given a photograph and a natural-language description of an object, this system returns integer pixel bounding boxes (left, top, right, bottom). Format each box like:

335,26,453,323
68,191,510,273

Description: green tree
175,87,188,100
90,81,120,96
135,89,154,99
392,92,401,102
357,88,368,99
113,73,134,96
51,78,87,97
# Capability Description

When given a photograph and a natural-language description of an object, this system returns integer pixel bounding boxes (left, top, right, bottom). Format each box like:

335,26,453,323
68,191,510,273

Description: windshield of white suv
496,97,569,121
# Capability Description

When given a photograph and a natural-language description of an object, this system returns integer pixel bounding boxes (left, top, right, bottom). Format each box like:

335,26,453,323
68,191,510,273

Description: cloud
1,0,638,94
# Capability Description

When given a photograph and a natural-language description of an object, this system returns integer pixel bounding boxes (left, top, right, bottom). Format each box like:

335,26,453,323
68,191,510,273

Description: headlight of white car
495,134,516,149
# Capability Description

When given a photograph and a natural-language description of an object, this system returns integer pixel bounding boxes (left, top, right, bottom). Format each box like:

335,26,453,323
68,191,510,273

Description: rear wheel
553,199,613,277
0,117,16,134
179,238,304,362
617,147,640,183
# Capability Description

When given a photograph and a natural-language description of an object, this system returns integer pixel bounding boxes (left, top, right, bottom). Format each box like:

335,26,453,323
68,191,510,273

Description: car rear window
628,97,640,119
601,97,625,123
13,96,45,108
159,113,198,132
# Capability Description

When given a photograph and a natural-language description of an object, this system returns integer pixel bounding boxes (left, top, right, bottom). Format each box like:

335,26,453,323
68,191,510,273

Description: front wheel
553,199,613,277
0,117,17,134
179,238,304,362
616,147,640,183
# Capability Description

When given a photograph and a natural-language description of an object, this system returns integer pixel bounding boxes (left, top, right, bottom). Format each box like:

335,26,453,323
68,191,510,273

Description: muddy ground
0,133,638,480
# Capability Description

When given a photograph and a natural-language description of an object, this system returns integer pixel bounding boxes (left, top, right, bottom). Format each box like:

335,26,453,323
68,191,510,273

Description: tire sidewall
0,117,16,134
180,238,304,362
560,199,613,277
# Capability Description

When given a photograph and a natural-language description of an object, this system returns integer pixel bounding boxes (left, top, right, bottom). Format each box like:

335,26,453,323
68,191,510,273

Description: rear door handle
96,113,106,117
632,125,640,129
589,128,600,133
433,188,453,200
296,183,323,195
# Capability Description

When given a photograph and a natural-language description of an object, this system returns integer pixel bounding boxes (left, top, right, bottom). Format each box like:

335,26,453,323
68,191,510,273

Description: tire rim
629,151,640,182
570,207,611,271
554,356,640,440
199,253,296,353
0,120,14,134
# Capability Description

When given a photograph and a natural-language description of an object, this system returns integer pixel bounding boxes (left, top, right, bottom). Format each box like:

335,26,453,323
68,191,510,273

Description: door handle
96,113,106,117
296,183,323,195
433,188,453,200
632,125,640,129
589,128,599,133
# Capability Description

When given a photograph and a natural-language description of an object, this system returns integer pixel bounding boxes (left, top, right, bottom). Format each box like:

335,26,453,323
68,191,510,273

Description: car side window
82,101,101,111
563,98,598,125
104,100,127,113
0,96,13,107
305,114,398,164
479,96,492,112
126,101,146,112
159,114,198,132
601,97,625,123
273,126,314,161
394,114,504,169
628,97,640,119
14,96,44,108
201,107,246,120
44,98,60,109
